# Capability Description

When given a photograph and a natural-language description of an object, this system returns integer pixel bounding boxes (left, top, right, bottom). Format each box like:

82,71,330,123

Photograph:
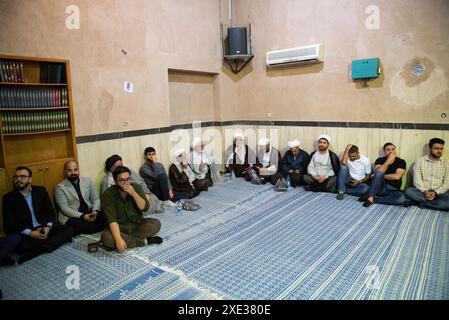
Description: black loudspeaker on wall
228,27,247,55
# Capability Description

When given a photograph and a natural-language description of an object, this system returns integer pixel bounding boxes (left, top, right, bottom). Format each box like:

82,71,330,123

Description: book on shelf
0,109,69,135
40,63,66,84
0,60,26,83
0,87,67,108
0,61,4,82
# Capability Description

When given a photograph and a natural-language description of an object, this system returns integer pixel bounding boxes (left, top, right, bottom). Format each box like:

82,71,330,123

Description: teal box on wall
351,58,380,79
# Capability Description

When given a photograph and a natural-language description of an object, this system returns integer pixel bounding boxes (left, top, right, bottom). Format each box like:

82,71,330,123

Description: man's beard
318,146,327,151
68,174,79,182
14,183,28,191
431,151,442,159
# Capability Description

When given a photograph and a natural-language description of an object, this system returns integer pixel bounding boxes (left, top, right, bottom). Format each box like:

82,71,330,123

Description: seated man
139,147,176,207
190,137,213,188
101,154,164,213
253,138,282,185
405,138,449,211
225,133,256,178
0,233,21,266
101,166,162,253
280,140,310,188
169,148,207,201
360,143,406,207
303,134,340,192
2,166,74,263
55,160,105,236
337,144,371,200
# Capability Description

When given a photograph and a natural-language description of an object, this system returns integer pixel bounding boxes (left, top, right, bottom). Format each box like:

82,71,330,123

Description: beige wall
231,0,449,123
168,70,219,125
3,0,447,129
0,0,226,136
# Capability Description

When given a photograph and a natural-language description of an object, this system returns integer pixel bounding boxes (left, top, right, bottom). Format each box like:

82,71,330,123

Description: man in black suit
2,166,74,264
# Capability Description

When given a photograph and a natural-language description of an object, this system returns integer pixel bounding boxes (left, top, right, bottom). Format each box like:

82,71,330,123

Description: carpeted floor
0,179,448,300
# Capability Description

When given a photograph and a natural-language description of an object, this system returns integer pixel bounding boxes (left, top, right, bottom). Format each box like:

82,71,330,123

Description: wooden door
42,159,67,203
0,168,8,235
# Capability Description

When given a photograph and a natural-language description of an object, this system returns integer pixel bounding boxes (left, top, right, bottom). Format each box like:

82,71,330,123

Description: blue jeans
405,188,449,211
338,165,369,196
368,171,406,205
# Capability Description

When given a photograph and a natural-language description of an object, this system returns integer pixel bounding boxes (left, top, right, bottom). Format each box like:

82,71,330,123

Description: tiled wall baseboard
77,120,449,144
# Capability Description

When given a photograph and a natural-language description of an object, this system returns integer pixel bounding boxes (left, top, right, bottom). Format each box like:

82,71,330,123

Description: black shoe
17,248,44,264
358,195,369,202
303,186,311,191
363,200,373,207
0,256,16,267
146,236,163,245
87,241,101,253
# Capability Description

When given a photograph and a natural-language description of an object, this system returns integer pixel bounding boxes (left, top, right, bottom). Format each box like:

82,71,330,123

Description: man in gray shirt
139,147,176,207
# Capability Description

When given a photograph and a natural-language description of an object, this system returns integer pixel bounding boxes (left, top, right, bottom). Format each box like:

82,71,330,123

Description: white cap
234,133,244,140
288,139,300,148
173,148,185,158
258,137,270,146
317,134,331,143
191,137,201,149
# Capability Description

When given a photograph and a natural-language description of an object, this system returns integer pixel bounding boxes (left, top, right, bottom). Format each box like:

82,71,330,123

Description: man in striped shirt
405,138,449,211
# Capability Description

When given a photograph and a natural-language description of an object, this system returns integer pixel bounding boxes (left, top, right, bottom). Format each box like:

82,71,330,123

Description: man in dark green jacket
101,166,162,253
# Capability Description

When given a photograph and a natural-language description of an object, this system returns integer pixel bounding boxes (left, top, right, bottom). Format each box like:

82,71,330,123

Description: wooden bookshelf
0,55,78,234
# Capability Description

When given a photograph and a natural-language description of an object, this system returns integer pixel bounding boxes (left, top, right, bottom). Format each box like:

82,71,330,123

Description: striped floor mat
0,179,447,299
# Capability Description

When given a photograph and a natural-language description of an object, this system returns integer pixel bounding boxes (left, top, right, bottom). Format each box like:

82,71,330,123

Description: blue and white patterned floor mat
1,179,448,299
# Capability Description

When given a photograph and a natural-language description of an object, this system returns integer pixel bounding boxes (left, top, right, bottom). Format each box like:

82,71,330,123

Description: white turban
258,137,270,146
317,134,331,143
191,137,201,149
234,133,244,140
173,148,185,158
288,139,300,148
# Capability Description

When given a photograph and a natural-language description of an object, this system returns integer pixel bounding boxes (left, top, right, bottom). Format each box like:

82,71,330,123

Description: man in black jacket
280,140,310,187
2,166,74,264
302,134,340,192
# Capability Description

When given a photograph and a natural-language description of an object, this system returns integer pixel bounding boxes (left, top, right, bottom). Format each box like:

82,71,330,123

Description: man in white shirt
303,134,340,192
405,137,449,211
337,144,371,200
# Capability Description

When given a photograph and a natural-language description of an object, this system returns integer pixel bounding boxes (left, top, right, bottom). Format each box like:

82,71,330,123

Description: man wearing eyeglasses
100,166,162,253
101,154,164,214
2,166,75,264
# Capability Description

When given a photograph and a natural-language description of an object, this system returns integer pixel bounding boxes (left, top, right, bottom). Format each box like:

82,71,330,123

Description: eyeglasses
14,175,30,180
117,177,131,183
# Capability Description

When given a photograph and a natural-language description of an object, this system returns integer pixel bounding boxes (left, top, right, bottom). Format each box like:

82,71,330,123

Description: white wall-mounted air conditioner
266,44,324,68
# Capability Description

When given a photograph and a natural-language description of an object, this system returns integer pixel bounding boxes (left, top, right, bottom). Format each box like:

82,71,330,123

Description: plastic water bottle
287,175,291,189
176,200,183,216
